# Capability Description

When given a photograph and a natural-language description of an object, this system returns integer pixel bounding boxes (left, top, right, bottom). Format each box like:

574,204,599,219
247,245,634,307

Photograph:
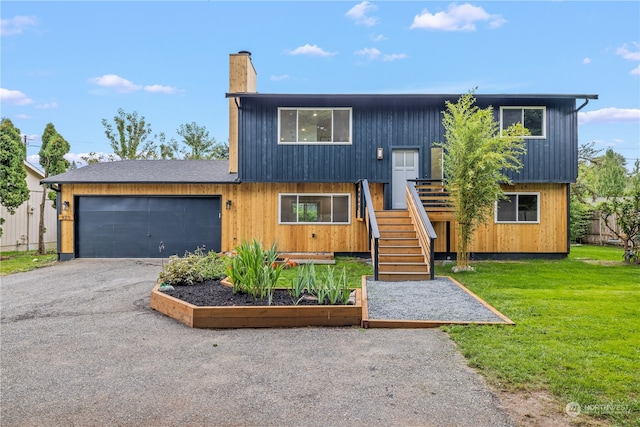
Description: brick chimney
228,51,257,174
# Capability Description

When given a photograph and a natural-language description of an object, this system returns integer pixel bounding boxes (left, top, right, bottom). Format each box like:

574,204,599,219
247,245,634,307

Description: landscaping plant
290,262,351,305
227,240,283,302
159,247,230,285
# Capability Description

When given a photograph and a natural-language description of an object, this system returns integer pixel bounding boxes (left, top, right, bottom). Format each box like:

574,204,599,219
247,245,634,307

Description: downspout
573,97,590,113
55,187,62,260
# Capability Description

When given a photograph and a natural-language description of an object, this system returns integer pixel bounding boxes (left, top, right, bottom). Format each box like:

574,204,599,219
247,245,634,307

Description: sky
2,1,639,169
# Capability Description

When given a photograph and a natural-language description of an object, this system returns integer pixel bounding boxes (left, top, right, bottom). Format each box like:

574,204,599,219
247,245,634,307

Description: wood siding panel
59,182,384,256
429,184,568,254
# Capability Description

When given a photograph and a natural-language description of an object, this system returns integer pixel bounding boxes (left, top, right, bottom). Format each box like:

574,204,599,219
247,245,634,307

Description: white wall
0,163,57,252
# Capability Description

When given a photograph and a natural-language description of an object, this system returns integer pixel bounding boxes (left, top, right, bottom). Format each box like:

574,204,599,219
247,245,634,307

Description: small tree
102,109,156,159
438,92,527,270
599,160,640,263
176,122,218,159
38,123,70,254
0,118,29,237
596,148,627,198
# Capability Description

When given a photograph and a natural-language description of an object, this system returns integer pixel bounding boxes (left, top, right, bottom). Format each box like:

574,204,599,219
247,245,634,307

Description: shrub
227,240,283,303
159,247,230,285
291,262,351,305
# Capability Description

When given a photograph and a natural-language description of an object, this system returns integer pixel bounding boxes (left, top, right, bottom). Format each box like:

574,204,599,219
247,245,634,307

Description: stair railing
406,181,438,280
356,179,380,280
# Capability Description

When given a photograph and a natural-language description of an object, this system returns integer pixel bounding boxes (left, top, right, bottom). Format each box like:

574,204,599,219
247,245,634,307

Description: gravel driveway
1,259,514,427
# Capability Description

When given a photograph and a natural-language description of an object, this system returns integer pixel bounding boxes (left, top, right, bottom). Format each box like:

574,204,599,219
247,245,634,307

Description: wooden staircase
376,210,431,281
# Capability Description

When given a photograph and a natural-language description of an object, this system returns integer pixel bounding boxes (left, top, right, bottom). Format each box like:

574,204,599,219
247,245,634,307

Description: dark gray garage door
76,196,221,258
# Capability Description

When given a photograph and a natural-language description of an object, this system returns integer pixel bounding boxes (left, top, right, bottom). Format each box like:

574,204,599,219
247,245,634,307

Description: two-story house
43,51,596,280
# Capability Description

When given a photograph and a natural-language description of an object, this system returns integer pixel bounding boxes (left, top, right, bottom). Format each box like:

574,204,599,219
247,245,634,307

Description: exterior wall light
226,200,232,210
377,147,383,160
62,201,70,211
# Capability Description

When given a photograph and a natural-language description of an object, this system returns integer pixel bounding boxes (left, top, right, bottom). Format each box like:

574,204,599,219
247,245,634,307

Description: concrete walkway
1,259,514,426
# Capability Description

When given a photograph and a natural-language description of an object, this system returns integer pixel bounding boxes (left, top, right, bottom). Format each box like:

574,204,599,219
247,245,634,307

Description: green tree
0,118,29,237
38,123,70,254
176,122,218,159
102,109,156,159
599,160,640,264
596,148,627,198
438,92,527,270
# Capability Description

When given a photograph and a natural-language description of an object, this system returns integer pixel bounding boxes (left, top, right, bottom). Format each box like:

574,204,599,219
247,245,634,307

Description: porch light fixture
226,200,232,210
62,201,70,211
377,147,383,160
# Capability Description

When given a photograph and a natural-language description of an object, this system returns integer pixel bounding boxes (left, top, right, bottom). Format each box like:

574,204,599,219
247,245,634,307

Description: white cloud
0,88,34,105
345,1,379,27
410,3,505,31
383,53,408,62
35,101,58,109
355,48,407,62
583,57,591,65
288,44,336,57
15,114,32,120
144,84,177,94
89,74,141,93
271,74,290,82
631,64,640,76
355,47,381,60
0,15,38,36
578,107,640,125
616,43,640,61
371,33,387,42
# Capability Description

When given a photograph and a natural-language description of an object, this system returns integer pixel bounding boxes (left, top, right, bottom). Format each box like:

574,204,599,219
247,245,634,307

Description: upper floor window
278,108,352,144
279,194,350,224
495,193,540,223
500,107,546,138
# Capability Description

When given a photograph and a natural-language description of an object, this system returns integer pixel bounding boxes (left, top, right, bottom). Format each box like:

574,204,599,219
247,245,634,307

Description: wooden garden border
361,276,515,328
150,281,362,329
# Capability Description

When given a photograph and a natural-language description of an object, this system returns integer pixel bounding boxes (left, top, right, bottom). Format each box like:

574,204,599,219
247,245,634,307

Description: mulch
159,280,320,306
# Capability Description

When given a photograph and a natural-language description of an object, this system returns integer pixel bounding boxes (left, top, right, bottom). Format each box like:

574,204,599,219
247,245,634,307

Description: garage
76,196,221,258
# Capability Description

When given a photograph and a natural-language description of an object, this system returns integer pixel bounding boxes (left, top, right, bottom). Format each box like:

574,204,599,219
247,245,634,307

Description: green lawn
439,245,639,426
277,256,373,289
0,250,58,276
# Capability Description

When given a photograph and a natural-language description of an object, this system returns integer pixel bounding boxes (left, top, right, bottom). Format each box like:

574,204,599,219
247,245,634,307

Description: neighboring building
42,51,597,280
1,161,57,252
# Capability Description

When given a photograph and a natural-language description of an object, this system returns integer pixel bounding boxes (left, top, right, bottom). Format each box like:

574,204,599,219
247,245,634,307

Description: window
279,194,350,224
278,108,351,144
495,193,539,223
500,107,545,138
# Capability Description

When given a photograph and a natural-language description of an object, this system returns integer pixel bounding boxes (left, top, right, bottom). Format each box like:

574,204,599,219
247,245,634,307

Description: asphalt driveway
1,259,514,427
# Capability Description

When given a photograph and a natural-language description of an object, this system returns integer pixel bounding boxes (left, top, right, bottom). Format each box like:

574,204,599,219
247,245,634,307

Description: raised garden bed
150,278,364,329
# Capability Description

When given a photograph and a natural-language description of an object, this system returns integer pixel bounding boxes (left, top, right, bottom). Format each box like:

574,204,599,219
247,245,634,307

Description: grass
439,245,639,426
0,250,58,276
277,256,372,289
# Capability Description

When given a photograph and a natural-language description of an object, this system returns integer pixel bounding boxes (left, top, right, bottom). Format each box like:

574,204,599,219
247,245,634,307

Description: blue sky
2,1,639,168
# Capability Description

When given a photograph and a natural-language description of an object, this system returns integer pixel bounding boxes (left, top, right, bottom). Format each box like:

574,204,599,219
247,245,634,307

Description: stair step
378,246,423,255
378,262,429,273
376,217,413,225
378,222,413,230
375,210,409,218
378,254,425,263
377,272,431,281
379,238,419,246
379,231,416,239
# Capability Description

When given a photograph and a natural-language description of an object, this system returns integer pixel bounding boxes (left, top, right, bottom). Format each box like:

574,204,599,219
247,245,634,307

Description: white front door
392,150,419,209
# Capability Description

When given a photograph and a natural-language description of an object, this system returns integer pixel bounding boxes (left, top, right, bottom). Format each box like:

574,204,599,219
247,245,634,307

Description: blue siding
236,95,580,184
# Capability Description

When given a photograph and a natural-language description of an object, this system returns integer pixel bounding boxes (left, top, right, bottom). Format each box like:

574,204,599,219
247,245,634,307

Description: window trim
278,193,351,225
277,107,353,145
494,192,540,224
499,106,546,139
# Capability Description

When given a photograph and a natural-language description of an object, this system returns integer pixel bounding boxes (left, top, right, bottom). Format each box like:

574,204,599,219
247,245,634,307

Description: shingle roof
40,160,238,184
